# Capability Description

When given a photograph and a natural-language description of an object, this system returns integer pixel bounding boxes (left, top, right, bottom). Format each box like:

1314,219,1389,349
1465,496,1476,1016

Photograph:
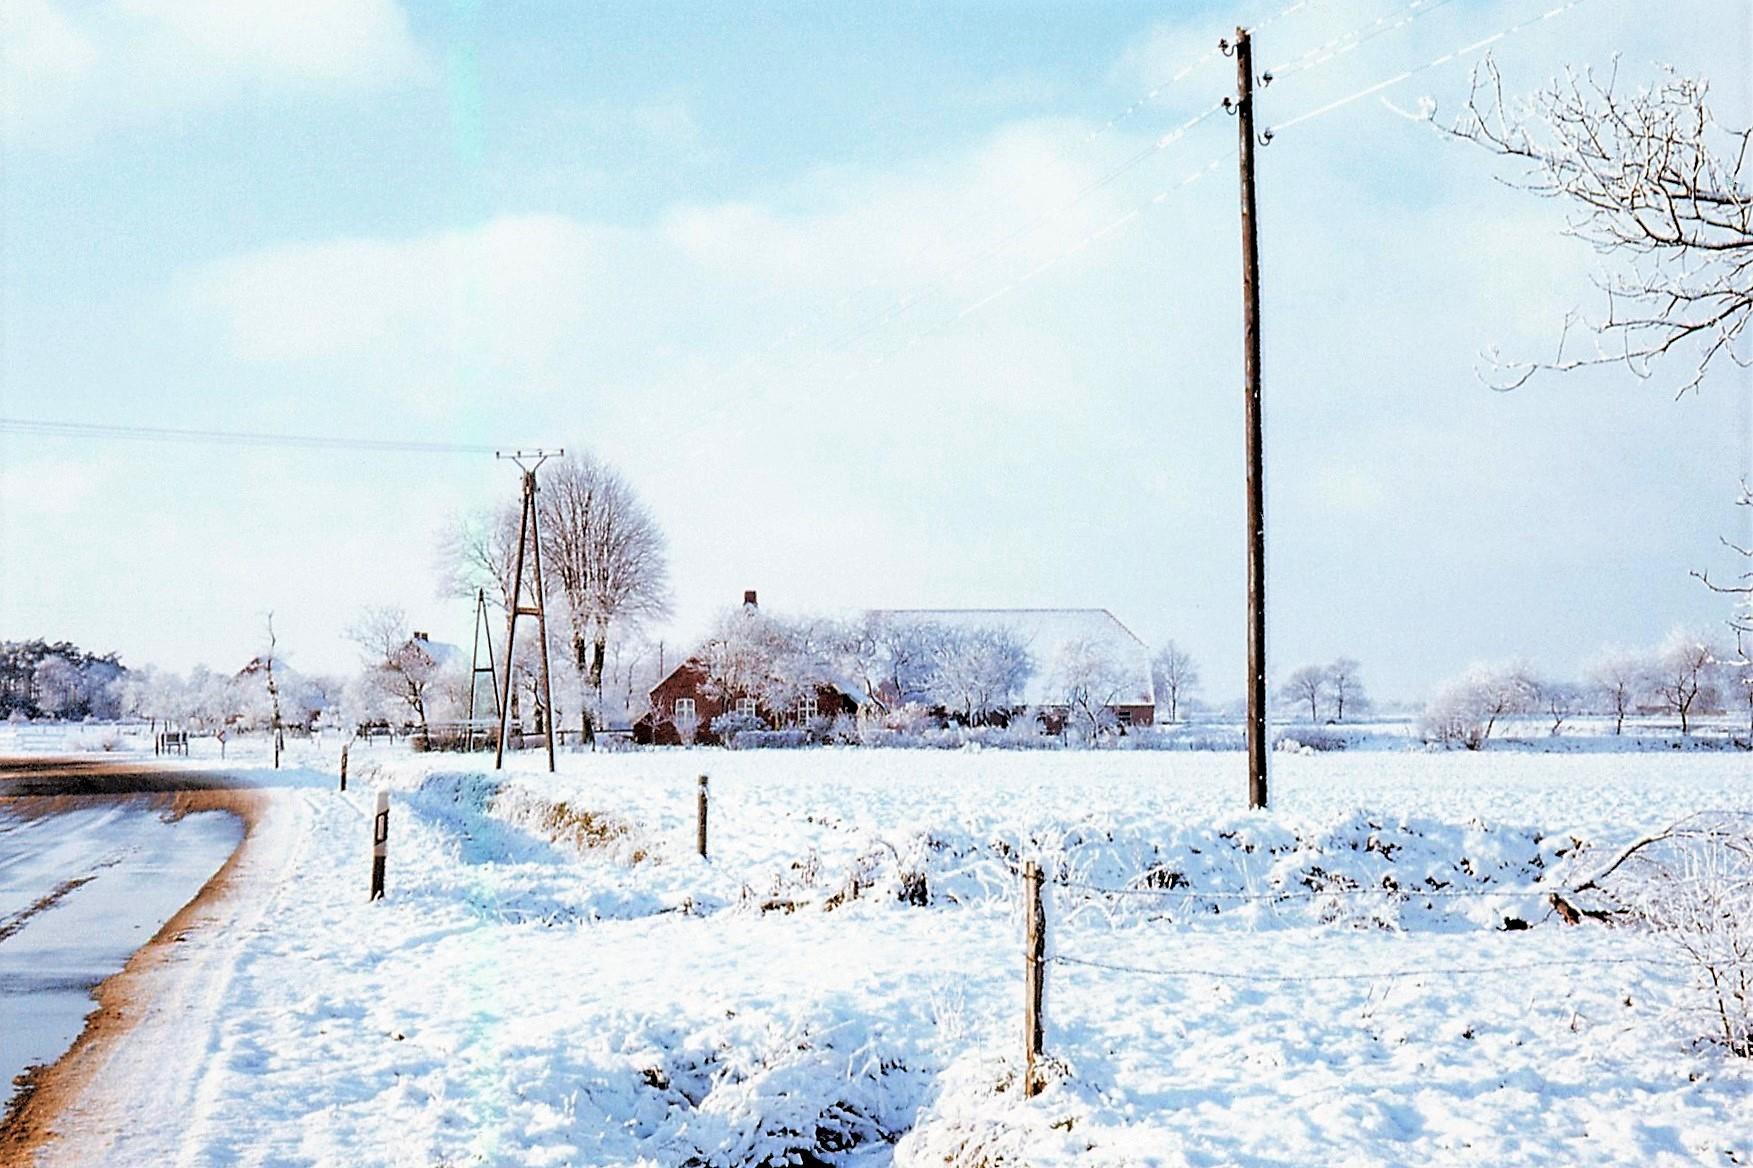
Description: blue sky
2,0,1749,702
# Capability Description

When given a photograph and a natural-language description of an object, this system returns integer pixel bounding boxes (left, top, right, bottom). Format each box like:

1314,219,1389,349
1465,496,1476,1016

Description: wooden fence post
339,742,349,791
1023,860,1045,1098
696,775,709,859
369,791,389,901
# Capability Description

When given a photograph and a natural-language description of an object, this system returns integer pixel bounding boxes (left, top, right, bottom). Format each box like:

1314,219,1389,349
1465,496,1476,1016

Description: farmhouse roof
866,608,1156,708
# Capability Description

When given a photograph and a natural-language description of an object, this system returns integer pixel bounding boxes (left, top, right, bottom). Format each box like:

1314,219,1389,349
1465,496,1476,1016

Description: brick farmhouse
634,597,1155,745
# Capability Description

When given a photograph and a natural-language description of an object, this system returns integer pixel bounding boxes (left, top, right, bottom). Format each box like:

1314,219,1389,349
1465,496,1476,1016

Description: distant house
867,608,1156,729
636,658,862,746
634,594,1155,745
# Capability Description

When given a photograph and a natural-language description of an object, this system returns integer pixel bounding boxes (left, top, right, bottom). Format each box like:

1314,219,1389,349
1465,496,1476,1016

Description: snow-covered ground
0,802,243,1100
20,745,1753,1166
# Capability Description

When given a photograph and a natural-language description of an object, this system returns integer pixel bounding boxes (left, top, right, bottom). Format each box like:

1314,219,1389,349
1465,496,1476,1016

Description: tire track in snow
25,788,313,1168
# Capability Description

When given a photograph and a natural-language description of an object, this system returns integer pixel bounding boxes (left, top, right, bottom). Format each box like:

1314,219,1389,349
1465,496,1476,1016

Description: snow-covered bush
1586,812,1753,1056
729,728,810,750
1275,728,1346,752
710,710,765,742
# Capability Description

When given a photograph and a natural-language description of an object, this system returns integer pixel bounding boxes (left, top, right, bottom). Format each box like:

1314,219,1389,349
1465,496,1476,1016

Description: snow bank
32,747,1748,1167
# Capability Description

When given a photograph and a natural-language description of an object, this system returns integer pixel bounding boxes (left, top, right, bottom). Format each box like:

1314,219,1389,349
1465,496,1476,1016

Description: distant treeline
0,639,127,721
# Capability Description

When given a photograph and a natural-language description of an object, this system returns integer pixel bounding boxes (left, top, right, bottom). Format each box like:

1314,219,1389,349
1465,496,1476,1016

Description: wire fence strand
1049,951,1687,984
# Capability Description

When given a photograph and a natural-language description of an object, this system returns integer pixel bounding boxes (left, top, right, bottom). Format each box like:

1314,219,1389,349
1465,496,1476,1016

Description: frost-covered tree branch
1449,56,1752,395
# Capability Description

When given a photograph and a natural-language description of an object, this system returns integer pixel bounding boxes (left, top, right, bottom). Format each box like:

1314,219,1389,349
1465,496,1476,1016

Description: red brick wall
639,661,860,745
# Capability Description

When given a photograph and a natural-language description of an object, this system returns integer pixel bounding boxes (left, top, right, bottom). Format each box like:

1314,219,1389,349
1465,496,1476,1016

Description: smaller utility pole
1225,26,1270,811
465,587,501,751
495,449,562,774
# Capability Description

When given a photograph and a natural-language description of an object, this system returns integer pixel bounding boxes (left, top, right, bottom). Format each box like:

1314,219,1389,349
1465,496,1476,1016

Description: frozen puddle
0,803,245,1105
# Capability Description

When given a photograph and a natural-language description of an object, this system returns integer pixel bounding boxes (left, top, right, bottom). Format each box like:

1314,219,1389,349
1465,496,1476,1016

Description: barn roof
866,608,1156,708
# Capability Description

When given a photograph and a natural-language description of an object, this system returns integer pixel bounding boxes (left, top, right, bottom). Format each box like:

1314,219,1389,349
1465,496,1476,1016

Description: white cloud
0,455,112,518
187,215,608,367
2,0,427,145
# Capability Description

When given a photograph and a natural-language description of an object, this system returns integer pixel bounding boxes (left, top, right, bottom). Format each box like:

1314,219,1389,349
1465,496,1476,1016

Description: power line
841,154,1229,379
1090,0,1333,143
1265,0,1464,81
1267,0,1599,137
0,417,502,455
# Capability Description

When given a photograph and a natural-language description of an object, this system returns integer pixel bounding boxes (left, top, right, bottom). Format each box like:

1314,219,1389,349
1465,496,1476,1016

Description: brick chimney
743,590,758,609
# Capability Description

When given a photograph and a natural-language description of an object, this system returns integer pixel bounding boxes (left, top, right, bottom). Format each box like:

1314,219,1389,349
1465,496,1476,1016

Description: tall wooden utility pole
1227,27,1269,810
495,449,561,774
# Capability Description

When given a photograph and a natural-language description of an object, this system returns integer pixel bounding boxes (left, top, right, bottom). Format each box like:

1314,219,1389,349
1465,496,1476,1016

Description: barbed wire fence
1012,859,1694,1090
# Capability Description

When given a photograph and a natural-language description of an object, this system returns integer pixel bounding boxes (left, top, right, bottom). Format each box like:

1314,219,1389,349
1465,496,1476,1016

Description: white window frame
796,695,819,723
673,697,697,722
736,697,759,719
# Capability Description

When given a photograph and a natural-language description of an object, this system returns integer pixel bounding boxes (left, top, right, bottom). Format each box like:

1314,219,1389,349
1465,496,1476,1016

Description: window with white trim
673,697,696,722
796,696,819,723
736,697,758,719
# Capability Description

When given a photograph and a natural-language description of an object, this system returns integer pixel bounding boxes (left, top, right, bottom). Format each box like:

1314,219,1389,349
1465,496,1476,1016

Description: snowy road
0,799,244,1104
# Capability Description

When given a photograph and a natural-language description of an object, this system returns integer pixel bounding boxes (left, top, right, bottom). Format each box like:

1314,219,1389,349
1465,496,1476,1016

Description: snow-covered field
22,745,1753,1166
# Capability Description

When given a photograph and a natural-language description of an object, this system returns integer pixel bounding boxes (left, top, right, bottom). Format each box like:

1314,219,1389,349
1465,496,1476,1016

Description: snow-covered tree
32,656,82,718
1420,662,1539,749
1697,482,1753,743
925,625,1032,726
539,452,672,706
1150,642,1199,724
1054,638,1130,745
347,606,445,738
1452,57,1751,393
700,603,790,707
1279,664,1328,723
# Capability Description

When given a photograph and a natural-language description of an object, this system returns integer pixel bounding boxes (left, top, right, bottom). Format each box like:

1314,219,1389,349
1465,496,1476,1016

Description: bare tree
1150,642,1199,724
1651,629,1720,735
1450,57,1752,394
438,501,524,614
1324,657,1368,722
539,453,672,733
1538,679,1584,737
1586,648,1649,735
1279,664,1327,723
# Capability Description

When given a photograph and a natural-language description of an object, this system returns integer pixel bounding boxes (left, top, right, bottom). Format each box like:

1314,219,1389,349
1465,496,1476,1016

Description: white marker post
696,775,709,860
369,791,389,901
